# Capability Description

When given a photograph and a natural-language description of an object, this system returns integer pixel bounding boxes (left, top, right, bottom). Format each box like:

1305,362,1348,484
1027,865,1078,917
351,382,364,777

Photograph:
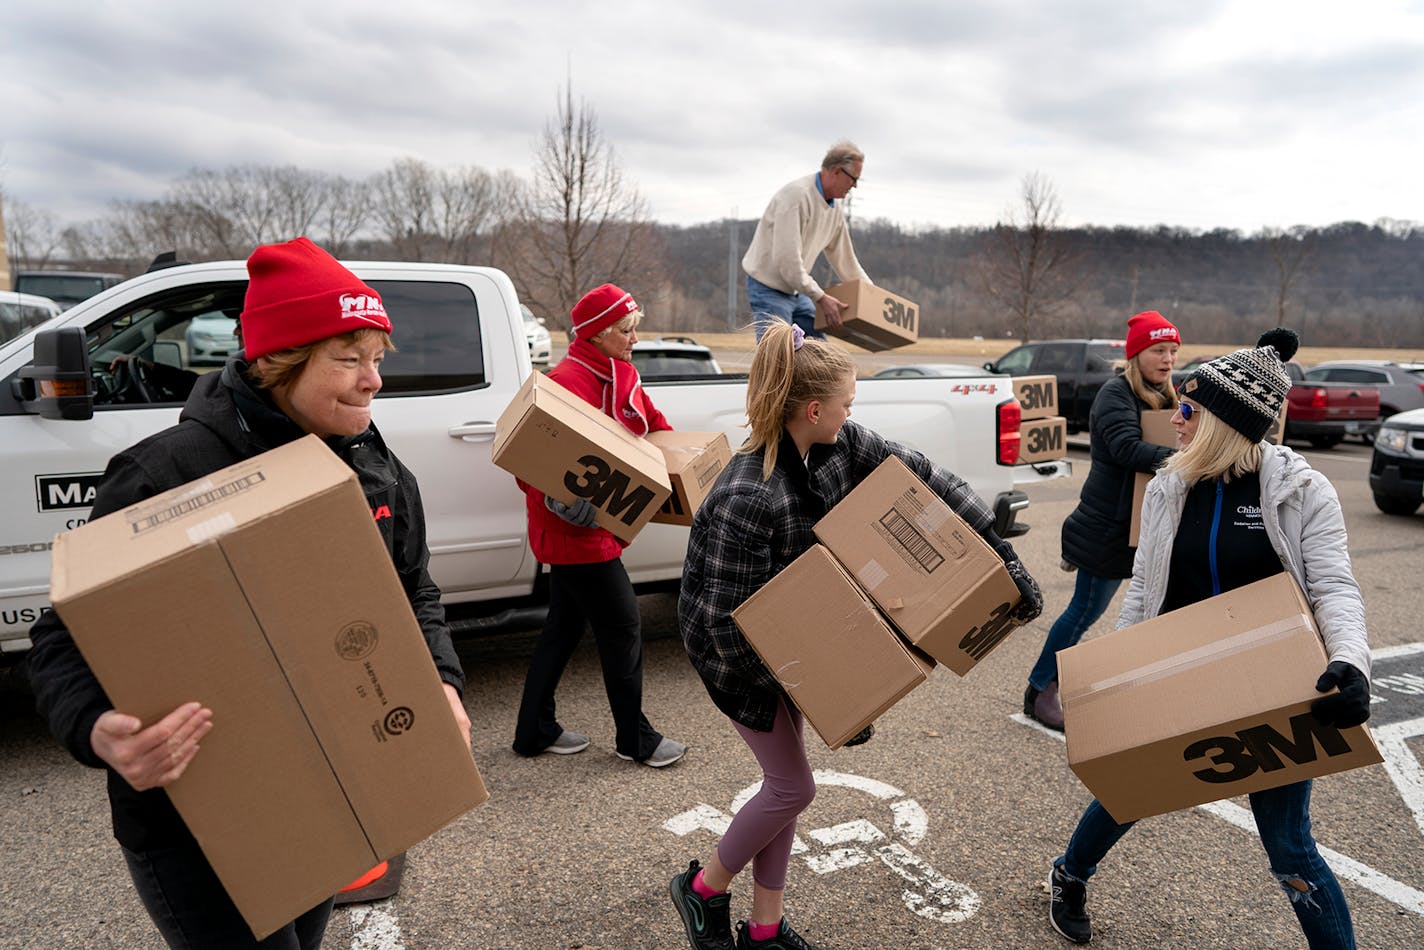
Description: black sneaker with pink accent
734,918,822,950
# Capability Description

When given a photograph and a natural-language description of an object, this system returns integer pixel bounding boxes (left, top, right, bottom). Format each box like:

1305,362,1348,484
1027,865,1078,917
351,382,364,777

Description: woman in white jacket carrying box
1047,329,1371,949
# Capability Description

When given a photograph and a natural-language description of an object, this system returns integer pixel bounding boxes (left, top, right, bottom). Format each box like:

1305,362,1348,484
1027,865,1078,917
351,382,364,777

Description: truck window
1032,344,1078,374
993,345,1036,375
368,280,486,394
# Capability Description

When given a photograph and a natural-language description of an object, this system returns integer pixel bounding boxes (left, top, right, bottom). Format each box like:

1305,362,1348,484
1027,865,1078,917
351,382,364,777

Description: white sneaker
545,730,590,755
617,736,687,768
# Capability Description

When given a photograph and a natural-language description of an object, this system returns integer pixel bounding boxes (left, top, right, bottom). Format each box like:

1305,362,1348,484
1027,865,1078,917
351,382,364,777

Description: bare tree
369,158,498,263
976,172,1081,343
3,194,64,275
314,174,371,258
1260,225,1314,326
501,80,661,325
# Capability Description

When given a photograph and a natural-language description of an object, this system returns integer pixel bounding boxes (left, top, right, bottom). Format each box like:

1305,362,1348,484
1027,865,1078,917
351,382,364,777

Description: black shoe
1049,865,1092,944
1024,684,1040,717
734,919,822,950
670,860,735,950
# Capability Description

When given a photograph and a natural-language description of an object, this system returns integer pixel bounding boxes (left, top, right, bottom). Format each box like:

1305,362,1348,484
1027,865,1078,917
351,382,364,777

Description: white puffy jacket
1118,442,1371,680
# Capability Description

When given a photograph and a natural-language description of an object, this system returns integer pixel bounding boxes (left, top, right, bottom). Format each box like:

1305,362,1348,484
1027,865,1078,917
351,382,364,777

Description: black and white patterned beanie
1180,328,1299,443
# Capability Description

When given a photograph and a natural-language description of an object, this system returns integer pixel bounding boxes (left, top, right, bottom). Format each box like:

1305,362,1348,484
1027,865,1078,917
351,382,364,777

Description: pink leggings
717,698,817,890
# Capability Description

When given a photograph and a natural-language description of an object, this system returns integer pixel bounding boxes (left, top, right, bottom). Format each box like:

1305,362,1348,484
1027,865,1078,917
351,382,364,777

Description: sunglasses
1179,402,1196,421
840,166,859,184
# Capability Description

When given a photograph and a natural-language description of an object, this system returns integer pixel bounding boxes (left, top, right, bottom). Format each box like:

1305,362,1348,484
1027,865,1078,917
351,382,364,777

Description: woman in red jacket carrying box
671,321,1043,950
1047,330,1372,948
511,283,687,768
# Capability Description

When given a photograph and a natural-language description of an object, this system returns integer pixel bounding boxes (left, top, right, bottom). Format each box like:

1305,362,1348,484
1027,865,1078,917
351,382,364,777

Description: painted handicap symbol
663,769,980,925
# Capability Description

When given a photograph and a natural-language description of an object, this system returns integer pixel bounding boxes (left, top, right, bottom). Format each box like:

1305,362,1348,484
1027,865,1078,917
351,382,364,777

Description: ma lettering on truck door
1,259,1066,655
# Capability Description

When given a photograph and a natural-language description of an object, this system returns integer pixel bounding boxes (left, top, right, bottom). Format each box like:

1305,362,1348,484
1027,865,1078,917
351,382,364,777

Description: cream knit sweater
741,173,870,300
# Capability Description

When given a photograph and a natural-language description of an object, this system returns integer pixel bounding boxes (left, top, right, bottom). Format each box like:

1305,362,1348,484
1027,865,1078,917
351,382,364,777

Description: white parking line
343,904,405,949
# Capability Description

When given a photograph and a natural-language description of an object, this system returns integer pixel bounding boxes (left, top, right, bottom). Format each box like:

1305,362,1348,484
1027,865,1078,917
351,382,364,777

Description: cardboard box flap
50,435,351,603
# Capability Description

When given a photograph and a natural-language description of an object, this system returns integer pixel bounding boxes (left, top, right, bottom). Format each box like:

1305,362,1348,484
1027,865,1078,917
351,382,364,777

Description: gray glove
546,495,598,528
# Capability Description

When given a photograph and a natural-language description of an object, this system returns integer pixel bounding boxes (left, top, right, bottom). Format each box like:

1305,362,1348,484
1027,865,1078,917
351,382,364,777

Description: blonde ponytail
741,321,855,480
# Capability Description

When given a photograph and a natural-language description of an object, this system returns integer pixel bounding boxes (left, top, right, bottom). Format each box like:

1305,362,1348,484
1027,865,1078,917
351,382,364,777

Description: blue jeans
1058,781,1355,949
122,841,333,948
1027,568,1122,691
747,275,822,341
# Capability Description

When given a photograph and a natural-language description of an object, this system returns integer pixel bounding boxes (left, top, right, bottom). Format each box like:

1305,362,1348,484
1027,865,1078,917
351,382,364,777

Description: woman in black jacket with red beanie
1022,311,1181,729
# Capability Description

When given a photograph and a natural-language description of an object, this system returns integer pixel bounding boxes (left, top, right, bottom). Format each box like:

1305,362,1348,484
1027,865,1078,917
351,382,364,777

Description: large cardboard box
813,456,1021,675
1128,409,1178,547
1019,415,1068,464
1011,375,1059,420
815,279,919,351
1059,573,1382,823
492,372,672,542
733,544,933,748
647,430,732,526
48,436,488,939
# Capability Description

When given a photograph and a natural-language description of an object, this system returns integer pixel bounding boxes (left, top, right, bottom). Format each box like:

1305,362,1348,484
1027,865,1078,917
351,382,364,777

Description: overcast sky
4,0,1422,235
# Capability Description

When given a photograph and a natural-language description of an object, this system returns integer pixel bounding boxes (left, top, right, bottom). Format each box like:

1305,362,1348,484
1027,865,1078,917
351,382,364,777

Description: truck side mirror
982,361,995,372
13,327,95,420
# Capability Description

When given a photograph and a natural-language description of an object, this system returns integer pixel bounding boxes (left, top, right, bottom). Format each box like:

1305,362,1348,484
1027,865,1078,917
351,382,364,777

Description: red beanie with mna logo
1124,310,1181,359
570,283,640,340
240,237,392,360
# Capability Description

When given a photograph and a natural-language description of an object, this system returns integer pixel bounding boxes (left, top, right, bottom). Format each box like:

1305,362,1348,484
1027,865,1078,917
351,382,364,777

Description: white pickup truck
0,260,1068,654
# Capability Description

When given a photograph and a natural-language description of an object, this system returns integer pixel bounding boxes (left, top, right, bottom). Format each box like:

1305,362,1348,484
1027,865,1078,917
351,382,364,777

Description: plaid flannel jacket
678,420,1040,731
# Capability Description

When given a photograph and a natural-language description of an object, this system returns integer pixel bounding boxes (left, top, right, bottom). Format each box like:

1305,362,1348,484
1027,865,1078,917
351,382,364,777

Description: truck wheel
1373,492,1422,516
1309,435,1342,449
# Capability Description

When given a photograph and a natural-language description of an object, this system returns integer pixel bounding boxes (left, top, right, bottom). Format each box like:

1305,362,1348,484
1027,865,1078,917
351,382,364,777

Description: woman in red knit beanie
1022,310,1181,730
511,283,687,768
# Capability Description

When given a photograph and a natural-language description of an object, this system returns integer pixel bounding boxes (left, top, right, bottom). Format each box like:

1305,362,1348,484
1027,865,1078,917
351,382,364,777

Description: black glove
1310,661,1371,729
844,724,875,747
1005,559,1043,624
545,496,598,528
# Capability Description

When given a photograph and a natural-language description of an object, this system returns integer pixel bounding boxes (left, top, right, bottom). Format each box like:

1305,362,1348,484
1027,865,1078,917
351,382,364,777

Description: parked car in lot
1305,361,1424,428
0,290,62,345
871,363,998,379
1369,408,1424,515
13,270,124,310
984,339,1125,433
183,309,240,365
630,336,721,378
521,304,551,365
1281,361,1381,449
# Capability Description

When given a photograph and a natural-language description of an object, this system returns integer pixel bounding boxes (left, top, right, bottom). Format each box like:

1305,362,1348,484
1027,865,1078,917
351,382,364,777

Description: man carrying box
27,238,470,948
743,142,872,341
1047,329,1373,948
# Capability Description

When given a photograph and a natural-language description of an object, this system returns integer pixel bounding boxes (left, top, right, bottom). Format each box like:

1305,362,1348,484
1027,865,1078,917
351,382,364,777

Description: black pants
512,558,662,760
122,840,333,949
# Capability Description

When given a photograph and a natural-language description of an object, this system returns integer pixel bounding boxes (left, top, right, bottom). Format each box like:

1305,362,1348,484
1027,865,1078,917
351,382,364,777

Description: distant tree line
5,154,1422,347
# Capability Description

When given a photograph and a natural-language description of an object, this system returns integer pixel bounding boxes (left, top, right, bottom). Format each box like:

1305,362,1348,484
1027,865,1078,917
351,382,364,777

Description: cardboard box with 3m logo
1059,572,1381,823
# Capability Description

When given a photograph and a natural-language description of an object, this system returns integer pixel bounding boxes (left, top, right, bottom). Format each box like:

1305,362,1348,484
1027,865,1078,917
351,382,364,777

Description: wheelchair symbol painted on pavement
663,769,980,925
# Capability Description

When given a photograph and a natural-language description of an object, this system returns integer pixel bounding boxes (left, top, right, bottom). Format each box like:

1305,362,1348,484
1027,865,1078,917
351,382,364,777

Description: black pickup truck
984,339,1126,433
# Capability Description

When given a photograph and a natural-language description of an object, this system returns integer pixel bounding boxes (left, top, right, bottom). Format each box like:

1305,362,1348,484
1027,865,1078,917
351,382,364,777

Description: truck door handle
449,421,498,441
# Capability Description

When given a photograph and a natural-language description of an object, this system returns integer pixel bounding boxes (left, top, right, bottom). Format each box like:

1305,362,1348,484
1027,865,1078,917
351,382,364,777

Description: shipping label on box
1059,573,1382,823
815,279,919,351
1019,415,1068,463
1011,375,1059,420
733,544,933,749
49,436,488,939
813,455,1021,675
1128,409,1178,547
492,372,672,542
647,430,732,526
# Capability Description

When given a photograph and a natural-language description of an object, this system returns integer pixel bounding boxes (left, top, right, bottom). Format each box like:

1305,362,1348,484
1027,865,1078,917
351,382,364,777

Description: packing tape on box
858,559,890,591
187,513,238,544
913,502,949,535
1067,615,1312,705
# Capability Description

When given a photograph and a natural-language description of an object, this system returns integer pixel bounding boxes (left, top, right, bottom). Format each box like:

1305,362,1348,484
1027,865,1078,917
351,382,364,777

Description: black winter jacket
27,359,464,851
1061,373,1175,578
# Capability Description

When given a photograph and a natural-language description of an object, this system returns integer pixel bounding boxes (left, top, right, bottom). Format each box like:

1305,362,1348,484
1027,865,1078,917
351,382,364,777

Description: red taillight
1310,387,1327,410
997,399,1022,465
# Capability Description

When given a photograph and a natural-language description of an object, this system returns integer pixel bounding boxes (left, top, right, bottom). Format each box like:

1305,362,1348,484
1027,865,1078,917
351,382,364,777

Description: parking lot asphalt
3,439,1422,949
